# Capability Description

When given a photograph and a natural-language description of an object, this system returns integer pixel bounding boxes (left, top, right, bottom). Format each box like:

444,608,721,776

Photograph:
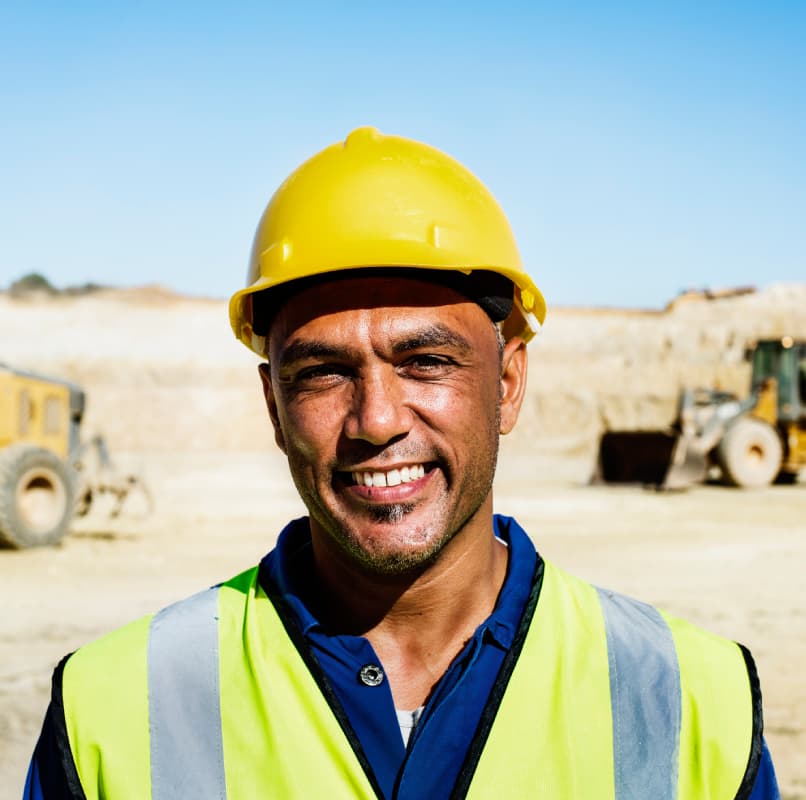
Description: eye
400,354,455,377
409,355,446,368
283,363,351,388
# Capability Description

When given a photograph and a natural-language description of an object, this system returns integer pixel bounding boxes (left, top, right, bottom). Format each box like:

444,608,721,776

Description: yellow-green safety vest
55,558,762,799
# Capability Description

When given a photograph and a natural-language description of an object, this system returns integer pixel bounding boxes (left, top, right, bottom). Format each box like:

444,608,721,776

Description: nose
343,367,413,445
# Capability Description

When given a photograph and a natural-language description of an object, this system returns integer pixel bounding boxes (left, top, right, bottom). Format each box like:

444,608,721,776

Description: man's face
262,275,526,576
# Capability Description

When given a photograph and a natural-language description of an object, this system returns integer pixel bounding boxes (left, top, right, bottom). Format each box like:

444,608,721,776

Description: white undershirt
396,706,425,747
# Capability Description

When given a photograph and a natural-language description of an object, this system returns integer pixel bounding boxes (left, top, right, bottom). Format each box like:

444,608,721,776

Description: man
26,127,779,798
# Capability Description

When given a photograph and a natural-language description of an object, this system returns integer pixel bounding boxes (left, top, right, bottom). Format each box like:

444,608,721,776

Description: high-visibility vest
57,559,761,799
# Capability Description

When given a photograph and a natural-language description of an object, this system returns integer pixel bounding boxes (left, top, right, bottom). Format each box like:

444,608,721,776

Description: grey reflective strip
596,588,681,800
148,587,226,800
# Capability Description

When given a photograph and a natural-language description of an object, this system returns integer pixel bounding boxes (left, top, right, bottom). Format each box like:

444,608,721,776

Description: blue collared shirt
260,515,538,798
25,514,780,798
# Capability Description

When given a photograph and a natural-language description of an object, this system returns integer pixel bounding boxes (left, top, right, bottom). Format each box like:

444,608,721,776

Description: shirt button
359,663,384,687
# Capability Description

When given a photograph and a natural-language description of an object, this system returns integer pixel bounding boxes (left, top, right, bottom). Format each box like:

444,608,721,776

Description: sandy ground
1,449,804,798
1,286,805,797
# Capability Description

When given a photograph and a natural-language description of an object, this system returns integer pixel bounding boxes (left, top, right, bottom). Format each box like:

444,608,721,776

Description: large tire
717,418,783,488
0,444,75,548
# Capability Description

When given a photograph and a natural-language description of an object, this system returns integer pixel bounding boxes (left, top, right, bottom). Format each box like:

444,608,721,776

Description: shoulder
540,562,764,795
54,567,264,795
64,566,261,701
541,558,752,673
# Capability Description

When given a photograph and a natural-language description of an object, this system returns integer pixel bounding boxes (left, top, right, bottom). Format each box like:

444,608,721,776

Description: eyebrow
391,324,473,355
277,323,474,368
277,341,352,368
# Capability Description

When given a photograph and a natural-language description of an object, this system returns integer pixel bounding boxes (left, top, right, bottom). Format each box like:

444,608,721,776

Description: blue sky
1,1,804,309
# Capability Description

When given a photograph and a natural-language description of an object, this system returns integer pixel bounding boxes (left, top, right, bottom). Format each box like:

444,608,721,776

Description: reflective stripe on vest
596,587,681,800
144,581,682,799
148,587,226,800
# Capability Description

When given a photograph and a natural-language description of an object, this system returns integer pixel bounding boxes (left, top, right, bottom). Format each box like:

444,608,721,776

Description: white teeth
352,464,427,487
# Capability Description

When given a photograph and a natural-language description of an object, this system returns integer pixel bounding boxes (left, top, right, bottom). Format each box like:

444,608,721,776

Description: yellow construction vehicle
596,337,806,489
0,364,150,548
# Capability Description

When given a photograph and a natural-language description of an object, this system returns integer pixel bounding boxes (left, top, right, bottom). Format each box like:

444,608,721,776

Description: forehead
268,275,493,353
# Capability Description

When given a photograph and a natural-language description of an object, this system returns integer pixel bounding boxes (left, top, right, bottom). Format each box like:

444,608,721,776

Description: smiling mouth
347,463,429,488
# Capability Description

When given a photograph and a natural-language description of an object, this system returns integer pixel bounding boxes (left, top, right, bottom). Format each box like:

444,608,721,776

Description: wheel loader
0,364,151,548
595,337,806,489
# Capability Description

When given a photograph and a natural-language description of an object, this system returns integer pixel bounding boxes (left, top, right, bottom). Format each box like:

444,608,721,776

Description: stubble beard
306,439,500,577
367,502,416,525
333,506,469,576
293,381,504,577
314,498,452,576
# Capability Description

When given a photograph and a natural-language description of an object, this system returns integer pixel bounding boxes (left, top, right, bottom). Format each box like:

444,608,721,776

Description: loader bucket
594,431,707,489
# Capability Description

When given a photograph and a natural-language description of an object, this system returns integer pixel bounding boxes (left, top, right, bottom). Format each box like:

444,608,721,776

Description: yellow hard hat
229,127,546,356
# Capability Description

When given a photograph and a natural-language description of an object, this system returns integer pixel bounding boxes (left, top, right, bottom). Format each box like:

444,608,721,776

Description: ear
258,363,287,453
499,337,528,435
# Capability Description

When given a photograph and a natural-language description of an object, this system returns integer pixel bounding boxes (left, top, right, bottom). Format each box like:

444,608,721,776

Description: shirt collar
482,515,538,648
260,517,321,635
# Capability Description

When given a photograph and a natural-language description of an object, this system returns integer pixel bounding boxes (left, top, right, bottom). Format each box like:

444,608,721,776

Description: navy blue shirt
25,514,780,798
260,515,538,799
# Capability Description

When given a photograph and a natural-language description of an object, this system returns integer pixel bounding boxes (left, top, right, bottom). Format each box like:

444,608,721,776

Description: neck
308,507,508,709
